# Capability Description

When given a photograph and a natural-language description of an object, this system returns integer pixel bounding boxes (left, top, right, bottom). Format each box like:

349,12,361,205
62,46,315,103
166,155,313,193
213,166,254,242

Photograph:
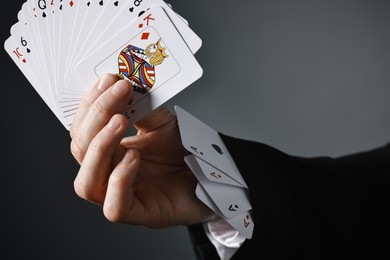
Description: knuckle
73,178,89,200
91,99,107,119
73,178,101,205
103,205,127,223
69,127,75,140
70,141,81,162
84,91,96,107
88,137,106,156
103,174,131,223
108,174,126,190
69,122,80,142
70,133,86,163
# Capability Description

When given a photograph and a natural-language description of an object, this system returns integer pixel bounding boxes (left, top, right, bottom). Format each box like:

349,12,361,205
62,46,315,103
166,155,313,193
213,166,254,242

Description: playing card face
4,36,63,126
79,0,201,61
64,0,131,85
32,0,56,74
55,0,83,90
19,2,51,94
194,155,246,188
5,0,203,131
195,182,224,217
185,154,254,239
223,210,254,240
175,105,248,188
65,0,202,90
94,27,180,97
63,0,90,86
9,19,52,108
195,183,254,239
184,154,252,219
27,0,56,92
75,6,203,126
4,36,40,95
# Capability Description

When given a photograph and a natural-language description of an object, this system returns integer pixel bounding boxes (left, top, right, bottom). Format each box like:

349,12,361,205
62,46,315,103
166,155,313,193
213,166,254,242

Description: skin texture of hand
69,73,216,229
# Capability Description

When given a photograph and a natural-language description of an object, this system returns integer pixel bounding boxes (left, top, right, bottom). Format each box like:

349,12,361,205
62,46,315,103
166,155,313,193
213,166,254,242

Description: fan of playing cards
5,0,254,240
4,0,203,130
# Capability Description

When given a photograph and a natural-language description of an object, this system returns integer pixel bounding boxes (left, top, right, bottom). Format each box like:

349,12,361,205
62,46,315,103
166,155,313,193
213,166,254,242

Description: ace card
175,105,248,188
184,154,252,219
195,183,254,239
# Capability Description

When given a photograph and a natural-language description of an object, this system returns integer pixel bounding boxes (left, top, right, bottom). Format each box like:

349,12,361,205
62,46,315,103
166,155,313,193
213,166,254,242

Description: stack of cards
4,0,203,130
175,106,254,239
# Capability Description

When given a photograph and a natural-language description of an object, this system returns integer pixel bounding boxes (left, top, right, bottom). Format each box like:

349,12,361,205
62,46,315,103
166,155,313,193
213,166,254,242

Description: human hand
70,73,216,229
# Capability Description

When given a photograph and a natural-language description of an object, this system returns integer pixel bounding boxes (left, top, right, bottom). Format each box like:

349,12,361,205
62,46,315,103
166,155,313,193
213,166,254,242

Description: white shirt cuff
204,218,246,260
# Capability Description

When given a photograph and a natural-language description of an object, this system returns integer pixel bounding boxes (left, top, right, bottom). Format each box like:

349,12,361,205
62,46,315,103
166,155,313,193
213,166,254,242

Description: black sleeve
187,224,220,260
218,134,390,260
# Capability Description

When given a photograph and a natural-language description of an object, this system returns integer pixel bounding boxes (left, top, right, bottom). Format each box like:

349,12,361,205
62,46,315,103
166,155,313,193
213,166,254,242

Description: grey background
1,0,389,259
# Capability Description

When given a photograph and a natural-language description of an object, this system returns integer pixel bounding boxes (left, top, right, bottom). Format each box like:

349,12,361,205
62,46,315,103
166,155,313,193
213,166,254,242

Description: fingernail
111,80,129,97
107,116,120,130
98,74,113,91
122,150,134,163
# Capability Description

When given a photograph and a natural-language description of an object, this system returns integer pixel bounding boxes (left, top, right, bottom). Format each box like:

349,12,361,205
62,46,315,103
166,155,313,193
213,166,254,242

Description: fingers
70,73,119,140
120,106,177,149
103,149,141,223
70,76,133,163
74,114,128,205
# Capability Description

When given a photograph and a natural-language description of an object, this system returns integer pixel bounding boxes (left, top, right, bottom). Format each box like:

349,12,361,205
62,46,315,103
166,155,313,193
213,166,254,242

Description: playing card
194,155,246,188
195,183,254,239
85,0,201,57
223,210,254,240
63,0,91,88
24,0,55,95
65,0,131,86
4,36,42,99
65,0,202,90
184,154,252,219
55,0,84,91
4,36,63,125
12,12,53,107
195,182,224,217
31,0,56,88
185,154,254,239
175,105,248,188
5,0,203,131
157,0,201,54
75,6,203,127
19,2,51,96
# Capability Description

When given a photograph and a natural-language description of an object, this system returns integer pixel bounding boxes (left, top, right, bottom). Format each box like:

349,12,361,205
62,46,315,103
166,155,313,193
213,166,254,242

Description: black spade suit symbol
212,144,223,155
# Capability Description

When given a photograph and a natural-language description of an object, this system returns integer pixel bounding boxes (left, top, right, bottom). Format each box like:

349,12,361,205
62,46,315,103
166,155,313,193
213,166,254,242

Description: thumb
134,106,176,132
